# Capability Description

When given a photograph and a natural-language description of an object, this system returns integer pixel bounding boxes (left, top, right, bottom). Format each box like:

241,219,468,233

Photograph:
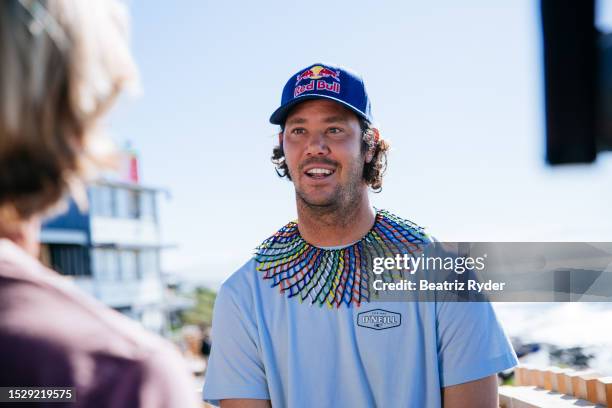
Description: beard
293,158,365,217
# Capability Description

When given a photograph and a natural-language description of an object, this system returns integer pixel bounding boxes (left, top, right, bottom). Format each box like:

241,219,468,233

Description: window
115,189,128,218
49,244,91,277
140,249,159,279
92,248,119,281
140,191,156,221
128,190,140,219
115,189,141,219
120,250,139,280
90,184,157,221
93,248,149,281
90,186,114,217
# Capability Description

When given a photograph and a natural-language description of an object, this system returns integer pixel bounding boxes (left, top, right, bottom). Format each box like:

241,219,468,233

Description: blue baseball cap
269,63,373,125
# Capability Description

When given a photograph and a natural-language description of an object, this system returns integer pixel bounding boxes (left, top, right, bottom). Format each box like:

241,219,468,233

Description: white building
41,153,171,334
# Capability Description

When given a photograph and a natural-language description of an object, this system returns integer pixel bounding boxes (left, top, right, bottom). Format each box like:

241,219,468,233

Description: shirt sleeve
202,282,269,406
435,301,518,387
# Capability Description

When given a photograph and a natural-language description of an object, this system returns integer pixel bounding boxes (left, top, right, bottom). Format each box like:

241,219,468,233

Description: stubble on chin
294,171,363,221
295,187,341,214
289,152,367,222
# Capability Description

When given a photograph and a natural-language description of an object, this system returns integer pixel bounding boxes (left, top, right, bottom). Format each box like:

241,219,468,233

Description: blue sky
109,0,612,285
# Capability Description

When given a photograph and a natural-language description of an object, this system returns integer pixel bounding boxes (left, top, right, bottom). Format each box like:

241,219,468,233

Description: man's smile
304,166,336,179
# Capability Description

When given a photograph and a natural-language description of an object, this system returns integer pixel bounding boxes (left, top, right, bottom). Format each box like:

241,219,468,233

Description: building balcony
73,276,164,309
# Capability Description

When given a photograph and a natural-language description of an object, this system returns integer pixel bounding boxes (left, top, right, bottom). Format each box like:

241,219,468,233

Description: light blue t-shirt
202,256,518,407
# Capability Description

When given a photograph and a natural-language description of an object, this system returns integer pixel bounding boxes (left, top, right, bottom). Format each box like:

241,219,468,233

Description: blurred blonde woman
0,1,200,406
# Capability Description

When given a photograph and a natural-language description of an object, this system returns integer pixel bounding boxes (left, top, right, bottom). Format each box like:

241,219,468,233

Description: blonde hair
0,0,137,222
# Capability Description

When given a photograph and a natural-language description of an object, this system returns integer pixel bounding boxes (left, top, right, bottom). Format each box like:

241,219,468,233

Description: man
202,63,518,407
0,1,199,406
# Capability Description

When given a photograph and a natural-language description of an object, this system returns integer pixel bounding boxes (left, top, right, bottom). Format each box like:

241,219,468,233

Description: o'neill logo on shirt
357,309,401,330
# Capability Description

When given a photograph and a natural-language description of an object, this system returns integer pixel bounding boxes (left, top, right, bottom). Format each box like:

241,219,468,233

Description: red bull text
294,80,341,97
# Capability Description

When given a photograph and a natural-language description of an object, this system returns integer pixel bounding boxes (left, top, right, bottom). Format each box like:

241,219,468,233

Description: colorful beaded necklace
255,209,429,308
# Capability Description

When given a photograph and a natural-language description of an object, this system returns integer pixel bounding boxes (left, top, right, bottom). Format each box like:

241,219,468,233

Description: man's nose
305,132,329,156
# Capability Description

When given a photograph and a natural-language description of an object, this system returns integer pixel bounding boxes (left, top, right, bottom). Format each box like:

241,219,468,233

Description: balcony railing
499,366,612,407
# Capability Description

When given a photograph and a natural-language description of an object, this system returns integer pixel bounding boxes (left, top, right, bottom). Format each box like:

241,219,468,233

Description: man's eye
328,127,343,134
291,128,306,135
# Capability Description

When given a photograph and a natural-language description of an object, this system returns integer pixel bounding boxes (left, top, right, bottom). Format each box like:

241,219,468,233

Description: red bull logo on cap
295,65,340,84
294,65,341,97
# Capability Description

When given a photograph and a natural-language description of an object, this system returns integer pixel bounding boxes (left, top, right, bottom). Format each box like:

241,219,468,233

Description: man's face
281,99,369,209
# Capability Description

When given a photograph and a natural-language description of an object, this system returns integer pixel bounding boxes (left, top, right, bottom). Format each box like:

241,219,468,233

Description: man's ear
365,128,380,164
278,131,283,148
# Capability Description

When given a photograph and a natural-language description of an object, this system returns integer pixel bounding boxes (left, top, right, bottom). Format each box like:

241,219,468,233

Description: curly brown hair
271,117,390,192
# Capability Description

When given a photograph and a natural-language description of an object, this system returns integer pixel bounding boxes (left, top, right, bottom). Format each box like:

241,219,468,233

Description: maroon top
0,239,200,407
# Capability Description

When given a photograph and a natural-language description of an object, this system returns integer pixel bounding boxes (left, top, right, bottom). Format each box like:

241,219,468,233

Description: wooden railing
198,366,612,407
499,366,612,407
